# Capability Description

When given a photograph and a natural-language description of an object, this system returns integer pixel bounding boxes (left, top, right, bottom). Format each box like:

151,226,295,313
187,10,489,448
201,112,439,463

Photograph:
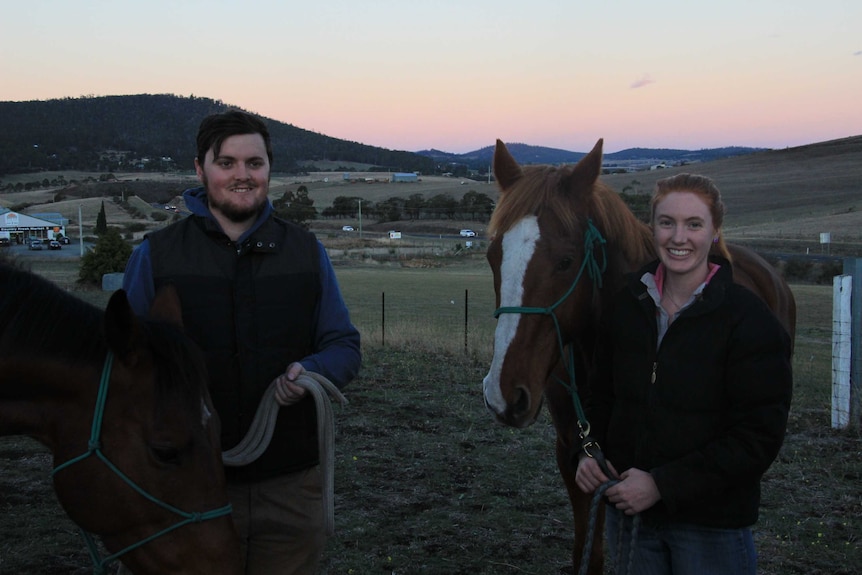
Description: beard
202,175,267,224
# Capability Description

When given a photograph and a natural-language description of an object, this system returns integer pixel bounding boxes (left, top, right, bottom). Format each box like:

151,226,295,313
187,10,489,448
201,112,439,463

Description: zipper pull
651,362,657,384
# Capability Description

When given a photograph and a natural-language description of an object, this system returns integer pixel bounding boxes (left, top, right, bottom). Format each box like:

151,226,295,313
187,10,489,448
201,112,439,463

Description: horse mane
0,262,207,409
488,165,655,267
0,262,105,363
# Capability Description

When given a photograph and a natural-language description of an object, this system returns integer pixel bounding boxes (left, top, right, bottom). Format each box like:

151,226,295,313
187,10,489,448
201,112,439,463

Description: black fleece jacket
588,257,793,528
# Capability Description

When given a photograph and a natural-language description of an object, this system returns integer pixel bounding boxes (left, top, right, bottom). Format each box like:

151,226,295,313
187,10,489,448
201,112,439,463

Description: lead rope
578,479,640,575
222,372,347,535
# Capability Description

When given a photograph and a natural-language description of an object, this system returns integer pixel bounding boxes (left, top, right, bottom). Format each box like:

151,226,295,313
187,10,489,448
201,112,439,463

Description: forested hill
0,94,436,176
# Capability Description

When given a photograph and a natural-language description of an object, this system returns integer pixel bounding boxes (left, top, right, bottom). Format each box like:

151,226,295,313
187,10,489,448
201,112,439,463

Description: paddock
0,258,858,575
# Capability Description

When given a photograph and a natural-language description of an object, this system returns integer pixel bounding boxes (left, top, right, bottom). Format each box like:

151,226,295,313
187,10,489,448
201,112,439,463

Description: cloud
630,74,655,89
854,50,862,56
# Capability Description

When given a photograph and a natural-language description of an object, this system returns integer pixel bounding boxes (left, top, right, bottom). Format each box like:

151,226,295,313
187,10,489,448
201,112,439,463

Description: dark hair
650,173,731,261
195,110,273,167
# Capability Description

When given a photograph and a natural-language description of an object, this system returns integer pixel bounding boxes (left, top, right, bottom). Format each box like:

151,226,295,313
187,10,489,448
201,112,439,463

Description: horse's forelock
143,321,208,414
489,165,589,239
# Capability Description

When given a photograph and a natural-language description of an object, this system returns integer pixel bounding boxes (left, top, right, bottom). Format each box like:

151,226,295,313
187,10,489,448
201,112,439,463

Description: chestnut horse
0,262,242,574
482,140,796,574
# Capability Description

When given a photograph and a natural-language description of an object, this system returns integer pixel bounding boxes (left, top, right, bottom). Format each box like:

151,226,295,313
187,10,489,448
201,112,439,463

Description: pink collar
655,262,720,296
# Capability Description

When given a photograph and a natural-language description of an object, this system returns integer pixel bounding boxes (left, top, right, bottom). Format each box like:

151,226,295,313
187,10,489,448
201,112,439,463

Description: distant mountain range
0,94,767,176
417,143,768,169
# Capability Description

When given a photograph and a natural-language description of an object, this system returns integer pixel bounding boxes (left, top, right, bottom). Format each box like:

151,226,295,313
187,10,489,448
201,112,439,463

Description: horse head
51,286,242,574
483,139,652,428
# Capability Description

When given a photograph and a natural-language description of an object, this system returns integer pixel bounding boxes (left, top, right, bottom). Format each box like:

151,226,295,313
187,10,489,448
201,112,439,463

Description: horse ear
104,289,141,363
148,284,184,328
493,139,523,190
568,139,604,188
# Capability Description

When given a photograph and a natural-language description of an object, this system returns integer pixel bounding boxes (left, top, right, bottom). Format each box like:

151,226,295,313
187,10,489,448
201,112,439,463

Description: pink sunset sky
1,0,859,154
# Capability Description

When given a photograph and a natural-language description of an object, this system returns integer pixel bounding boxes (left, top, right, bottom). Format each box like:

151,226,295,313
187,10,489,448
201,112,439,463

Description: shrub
78,228,132,285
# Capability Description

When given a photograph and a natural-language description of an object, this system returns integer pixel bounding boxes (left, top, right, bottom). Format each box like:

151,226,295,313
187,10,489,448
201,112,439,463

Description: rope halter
52,351,233,575
492,218,607,436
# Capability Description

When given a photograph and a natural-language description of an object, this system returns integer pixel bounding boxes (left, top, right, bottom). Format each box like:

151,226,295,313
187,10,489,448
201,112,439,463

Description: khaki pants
228,466,326,575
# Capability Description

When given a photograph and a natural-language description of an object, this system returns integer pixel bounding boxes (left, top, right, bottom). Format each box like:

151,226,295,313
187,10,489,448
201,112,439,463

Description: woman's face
652,191,718,281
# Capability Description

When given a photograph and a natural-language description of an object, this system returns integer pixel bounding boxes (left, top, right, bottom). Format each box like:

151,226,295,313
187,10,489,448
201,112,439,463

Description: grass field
0,255,859,574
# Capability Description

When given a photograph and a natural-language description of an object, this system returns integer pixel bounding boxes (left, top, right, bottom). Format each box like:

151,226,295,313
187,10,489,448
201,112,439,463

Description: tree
426,194,458,219
375,197,403,223
404,193,426,220
95,201,108,235
272,185,316,229
459,190,495,221
78,227,132,285
322,196,363,218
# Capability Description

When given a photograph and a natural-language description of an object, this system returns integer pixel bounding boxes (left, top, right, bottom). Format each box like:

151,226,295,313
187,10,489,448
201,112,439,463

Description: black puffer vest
148,214,321,483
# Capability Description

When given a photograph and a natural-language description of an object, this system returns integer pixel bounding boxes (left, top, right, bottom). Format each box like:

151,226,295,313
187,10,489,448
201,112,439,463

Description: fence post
832,275,852,428
846,258,862,430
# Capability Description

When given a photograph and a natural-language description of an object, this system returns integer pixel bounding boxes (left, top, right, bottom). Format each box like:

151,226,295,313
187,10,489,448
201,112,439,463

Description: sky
1,0,859,154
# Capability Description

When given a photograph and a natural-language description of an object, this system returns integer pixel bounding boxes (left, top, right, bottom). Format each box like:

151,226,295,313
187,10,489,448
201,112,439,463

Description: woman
575,174,793,574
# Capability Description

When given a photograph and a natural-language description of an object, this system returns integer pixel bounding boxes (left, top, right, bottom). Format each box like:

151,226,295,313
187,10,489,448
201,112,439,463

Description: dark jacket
588,257,792,528
123,187,361,483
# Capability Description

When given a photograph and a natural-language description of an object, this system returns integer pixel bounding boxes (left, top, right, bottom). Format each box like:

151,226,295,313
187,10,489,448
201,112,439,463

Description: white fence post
832,275,852,428
847,258,862,430
834,258,862,430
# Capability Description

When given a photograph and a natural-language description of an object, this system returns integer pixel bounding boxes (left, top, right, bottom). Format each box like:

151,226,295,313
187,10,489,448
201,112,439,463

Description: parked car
29,241,43,250
49,241,62,250
459,229,476,237
0,238,10,247
342,225,354,232
59,236,71,244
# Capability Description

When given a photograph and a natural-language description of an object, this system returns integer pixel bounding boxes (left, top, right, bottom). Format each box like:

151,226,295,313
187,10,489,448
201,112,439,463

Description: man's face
195,133,270,224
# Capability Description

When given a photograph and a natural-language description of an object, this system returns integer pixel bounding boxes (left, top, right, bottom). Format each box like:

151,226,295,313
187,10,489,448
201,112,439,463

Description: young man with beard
123,110,361,574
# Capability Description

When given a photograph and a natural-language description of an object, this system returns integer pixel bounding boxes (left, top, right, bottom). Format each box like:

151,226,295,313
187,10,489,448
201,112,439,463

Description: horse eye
151,445,180,465
556,257,573,272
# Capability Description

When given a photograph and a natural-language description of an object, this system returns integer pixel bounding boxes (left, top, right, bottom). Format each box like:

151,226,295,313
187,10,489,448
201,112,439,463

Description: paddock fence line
344,289,496,358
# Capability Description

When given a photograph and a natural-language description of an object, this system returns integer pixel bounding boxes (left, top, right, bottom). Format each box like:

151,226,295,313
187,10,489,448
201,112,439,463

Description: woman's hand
605,468,661,515
576,455,618,494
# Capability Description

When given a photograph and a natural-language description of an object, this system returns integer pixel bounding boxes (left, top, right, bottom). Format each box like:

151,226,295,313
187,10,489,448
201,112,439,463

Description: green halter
52,351,233,575
493,218,607,437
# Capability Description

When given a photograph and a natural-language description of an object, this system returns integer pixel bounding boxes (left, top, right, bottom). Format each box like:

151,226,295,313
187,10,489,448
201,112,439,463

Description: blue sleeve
299,242,362,389
122,239,156,317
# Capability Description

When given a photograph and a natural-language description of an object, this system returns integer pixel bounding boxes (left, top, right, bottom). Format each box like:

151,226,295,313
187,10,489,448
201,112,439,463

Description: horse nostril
513,386,531,417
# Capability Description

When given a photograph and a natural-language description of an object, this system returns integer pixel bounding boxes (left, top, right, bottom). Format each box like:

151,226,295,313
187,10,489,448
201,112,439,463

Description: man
123,110,361,574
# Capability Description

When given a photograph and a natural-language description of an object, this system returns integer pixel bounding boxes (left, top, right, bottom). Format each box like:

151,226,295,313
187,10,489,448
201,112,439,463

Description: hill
601,135,862,252
0,94,436,176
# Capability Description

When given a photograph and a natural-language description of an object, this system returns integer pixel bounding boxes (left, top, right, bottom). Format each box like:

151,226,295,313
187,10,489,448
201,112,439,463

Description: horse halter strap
493,218,607,437
51,351,233,575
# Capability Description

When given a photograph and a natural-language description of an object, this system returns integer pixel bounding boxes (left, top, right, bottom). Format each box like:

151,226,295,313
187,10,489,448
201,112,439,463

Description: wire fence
343,288,497,358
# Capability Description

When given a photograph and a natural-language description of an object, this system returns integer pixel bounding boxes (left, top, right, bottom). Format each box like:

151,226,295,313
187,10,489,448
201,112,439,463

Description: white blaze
483,216,540,414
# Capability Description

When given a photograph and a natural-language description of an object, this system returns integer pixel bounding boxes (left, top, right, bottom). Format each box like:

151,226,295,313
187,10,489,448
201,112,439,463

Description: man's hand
273,362,309,406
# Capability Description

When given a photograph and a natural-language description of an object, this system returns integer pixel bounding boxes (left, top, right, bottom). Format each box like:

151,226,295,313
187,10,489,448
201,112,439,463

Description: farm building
391,172,418,183
0,210,68,244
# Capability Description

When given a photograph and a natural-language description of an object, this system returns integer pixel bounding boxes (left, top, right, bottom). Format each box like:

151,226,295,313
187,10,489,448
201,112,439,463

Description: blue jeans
605,505,757,575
